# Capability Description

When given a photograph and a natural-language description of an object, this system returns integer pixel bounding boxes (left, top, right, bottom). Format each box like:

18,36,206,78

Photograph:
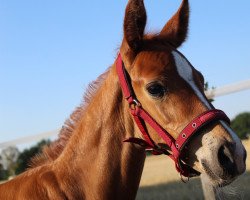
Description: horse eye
146,83,166,98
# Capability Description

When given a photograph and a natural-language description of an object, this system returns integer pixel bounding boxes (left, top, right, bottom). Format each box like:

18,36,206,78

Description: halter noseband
116,54,230,178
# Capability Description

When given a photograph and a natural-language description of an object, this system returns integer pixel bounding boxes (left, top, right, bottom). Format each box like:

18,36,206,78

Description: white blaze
172,50,243,156
172,50,212,109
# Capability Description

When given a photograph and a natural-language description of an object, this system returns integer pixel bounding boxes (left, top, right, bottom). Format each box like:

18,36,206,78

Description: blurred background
0,0,249,199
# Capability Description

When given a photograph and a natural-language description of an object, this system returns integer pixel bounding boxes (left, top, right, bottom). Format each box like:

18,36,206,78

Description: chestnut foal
0,0,246,199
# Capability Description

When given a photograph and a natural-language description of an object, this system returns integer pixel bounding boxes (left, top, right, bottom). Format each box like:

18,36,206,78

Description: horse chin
200,159,237,188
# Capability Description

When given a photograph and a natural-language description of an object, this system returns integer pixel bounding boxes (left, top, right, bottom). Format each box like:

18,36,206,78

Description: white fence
205,79,250,99
1,79,250,149
0,130,58,149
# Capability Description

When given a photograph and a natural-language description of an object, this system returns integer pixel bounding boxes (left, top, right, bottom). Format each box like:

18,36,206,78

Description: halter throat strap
116,54,230,178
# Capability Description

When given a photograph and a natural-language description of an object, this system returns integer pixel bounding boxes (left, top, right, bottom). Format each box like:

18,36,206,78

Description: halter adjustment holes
176,144,179,149
192,123,197,128
182,133,186,138
146,82,166,99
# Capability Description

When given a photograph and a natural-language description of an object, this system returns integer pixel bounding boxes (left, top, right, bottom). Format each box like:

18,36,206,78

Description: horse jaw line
172,50,212,109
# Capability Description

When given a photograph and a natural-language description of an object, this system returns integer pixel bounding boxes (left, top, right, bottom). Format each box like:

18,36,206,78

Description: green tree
231,112,250,140
15,139,50,175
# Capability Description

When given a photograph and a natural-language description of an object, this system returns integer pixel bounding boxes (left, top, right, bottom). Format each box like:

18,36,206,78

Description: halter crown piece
116,54,231,179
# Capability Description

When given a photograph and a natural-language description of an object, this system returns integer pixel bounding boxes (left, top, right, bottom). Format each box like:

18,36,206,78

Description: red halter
116,54,230,178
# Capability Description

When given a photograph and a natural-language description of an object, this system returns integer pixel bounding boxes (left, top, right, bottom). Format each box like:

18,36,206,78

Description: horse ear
159,0,189,48
123,0,147,52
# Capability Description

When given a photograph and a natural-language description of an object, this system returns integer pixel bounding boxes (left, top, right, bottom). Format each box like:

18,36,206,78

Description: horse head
119,0,246,187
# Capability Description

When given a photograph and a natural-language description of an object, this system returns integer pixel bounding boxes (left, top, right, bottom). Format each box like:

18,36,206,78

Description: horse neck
54,65,146,200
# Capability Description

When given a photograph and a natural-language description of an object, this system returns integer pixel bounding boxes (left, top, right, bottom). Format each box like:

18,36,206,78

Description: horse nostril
218,143,236,176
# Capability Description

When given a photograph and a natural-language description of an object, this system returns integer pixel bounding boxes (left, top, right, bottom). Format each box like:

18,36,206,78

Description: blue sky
1,0,250,142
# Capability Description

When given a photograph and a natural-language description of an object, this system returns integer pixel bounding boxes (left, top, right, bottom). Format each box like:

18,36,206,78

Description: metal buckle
129,99,141,110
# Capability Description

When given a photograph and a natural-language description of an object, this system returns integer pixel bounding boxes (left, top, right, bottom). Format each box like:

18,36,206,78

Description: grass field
137,139,250,200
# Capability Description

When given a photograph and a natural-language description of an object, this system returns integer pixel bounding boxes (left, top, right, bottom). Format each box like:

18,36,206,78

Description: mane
30,68,110,168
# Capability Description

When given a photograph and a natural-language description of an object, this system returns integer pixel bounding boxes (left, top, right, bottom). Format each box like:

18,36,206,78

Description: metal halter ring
129,99,141,110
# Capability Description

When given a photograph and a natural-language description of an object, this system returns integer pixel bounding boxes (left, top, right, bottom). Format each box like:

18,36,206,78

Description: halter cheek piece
116,54,230,178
